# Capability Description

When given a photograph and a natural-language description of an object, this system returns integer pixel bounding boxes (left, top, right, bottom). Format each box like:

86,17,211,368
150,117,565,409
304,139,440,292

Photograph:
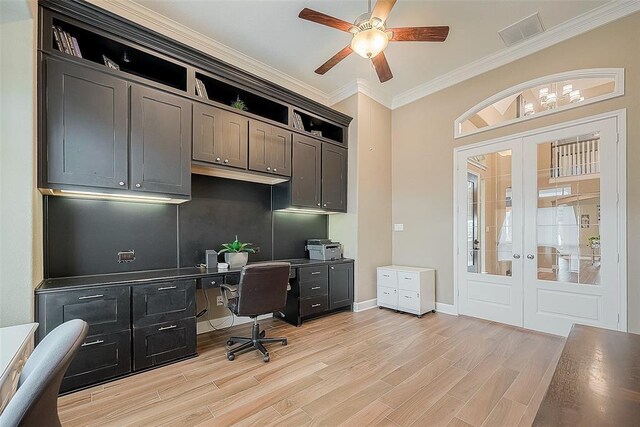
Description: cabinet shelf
292,109,345,145
50,18,188,91
195,72,289,125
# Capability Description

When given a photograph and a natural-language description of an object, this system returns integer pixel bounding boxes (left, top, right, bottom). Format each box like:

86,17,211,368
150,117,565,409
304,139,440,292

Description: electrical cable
202,287,235,331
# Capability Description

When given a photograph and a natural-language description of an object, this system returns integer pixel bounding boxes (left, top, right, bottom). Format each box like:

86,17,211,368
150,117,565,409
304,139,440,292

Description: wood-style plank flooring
58,309,565,426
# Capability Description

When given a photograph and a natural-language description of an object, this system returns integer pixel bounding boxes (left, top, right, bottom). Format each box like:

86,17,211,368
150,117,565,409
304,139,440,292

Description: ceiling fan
298,0,449,83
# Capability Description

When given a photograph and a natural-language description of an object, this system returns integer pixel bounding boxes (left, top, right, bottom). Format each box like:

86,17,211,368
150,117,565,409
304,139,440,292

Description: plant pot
224,252,249,268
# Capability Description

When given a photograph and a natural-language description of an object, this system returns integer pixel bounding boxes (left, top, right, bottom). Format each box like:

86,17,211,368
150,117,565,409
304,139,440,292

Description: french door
457,115,622,336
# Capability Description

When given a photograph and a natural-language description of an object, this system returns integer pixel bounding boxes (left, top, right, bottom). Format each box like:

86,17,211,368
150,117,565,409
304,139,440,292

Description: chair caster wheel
263,354,270,363
227,353,235,361
417,315,422,318
226,340,234,346
432,309,436,313
379,306,383,309
260,330,266,338
282,339,288,346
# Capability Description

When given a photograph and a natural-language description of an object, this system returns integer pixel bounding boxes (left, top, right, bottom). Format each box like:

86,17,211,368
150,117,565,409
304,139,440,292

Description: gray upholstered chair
221,262,290,362
0,319,88,427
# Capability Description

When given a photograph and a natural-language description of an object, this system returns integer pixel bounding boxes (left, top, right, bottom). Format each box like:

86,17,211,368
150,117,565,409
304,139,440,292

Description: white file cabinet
376,266,435,317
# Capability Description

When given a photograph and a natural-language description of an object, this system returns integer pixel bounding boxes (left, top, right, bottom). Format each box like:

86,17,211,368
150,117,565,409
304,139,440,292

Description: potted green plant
589,235,600,249
230,95,248,111
218,235,255,268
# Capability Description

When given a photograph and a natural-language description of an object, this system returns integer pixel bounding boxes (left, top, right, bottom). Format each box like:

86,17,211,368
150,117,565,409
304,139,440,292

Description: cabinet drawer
132,280,196,327
61,330,131,392
377,286,397,308
300,280,328,298
40,286,130,339
133,317,196,370
398,290,420,313
299,265,328,283
300,295,328,317
377,269,397,287
398,272,420,292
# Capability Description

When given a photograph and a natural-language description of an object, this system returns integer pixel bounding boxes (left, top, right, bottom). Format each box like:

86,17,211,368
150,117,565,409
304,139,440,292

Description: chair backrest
0,319,88,427
236,262,291,317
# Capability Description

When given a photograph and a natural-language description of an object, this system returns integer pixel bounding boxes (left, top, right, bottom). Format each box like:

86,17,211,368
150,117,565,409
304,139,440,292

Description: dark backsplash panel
45,197,178,277
179,175,273,267
273,211,328,260
45,175,328,278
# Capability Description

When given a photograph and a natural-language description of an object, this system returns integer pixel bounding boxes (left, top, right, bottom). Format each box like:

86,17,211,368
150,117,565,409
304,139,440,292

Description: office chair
220,262,290,362
0,319,88,427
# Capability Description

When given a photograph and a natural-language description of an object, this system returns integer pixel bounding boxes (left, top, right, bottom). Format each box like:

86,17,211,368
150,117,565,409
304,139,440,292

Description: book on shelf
293,112,305,131
70,36,82,58
195,78,208,99
53,26,82,58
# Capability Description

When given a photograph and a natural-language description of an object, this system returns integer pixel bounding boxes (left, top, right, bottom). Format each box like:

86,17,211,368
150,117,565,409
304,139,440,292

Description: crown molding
391,0,640,110
88,0,330,105
329,79,394,109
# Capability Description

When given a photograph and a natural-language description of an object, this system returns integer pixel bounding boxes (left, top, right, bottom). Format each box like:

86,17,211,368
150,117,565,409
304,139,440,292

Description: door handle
311,286,321,290
527,254,535,260
158,325,177,331
310,271,321,275
513,254,521,259
311,303,321,308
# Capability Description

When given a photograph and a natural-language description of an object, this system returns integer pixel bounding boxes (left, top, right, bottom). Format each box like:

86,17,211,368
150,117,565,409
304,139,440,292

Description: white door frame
452,109,627,332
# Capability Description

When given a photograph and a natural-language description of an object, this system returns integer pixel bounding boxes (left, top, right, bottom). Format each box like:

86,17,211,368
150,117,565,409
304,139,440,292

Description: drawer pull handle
404,295,411,298
404,277,412,280
82,339,104,347
383,274,390,277
311,303,322,308
311,286,321,290
158,325,177,331
78,294,103,300
310,272,321,275
158,286,177,291
211,281,216,285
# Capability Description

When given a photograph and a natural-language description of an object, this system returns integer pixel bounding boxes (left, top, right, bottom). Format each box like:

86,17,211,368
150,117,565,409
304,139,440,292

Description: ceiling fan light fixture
351,27,389,58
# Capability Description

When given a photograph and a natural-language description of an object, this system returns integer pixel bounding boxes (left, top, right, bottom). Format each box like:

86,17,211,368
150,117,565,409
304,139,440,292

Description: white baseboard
435,302,458,316
196,313,272,334
353,298,377,312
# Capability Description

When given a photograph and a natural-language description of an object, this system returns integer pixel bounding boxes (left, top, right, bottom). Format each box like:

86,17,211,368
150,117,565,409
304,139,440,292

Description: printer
306,239,342,261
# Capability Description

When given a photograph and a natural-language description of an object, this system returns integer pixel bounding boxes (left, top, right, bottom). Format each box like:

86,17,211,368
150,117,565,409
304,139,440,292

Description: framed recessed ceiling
454,68,624,139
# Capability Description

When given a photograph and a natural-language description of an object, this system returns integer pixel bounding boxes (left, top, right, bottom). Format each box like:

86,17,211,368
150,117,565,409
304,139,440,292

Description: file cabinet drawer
133,317,196,370
377,269,397,287
39,286,130,339
61,330,131,392
132,279,196,327
299,265,328,283
300,295,328,317
377,286,397,308
300,280,328,298
398,272,420,292
398,290,420,313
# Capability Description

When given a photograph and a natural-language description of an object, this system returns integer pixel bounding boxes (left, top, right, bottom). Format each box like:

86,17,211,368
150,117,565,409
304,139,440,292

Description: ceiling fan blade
298,8,353,32
371,0,397,23
315,46,353,75
371,51,393,83
389,26,450,42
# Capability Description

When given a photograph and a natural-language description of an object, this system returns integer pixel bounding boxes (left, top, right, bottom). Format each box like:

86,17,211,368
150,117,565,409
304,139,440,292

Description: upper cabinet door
45,58,128,189
321,144,347,212
220,110,248,169
248,119,270,173
193,103,224,164
292,135,321,209
130,85,192,196
269,128,292,177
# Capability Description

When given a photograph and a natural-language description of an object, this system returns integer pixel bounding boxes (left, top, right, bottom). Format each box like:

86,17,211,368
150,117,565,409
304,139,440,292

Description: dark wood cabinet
44,58,128,190
249,120,292,177
61,330,131,393
322,144,348,212
291,135,322,208
329,263,354,310
193,103,248,170
130,85,192,196
132,279,196,327
37,285,130,341
133,317,196,370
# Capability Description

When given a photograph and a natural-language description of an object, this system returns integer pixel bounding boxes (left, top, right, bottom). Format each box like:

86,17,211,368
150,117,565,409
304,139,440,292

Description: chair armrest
219,284,238,307
220,284,238,294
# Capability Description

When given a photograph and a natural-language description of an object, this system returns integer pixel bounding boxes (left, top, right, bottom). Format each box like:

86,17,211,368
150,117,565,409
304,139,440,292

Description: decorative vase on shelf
224,252,249,268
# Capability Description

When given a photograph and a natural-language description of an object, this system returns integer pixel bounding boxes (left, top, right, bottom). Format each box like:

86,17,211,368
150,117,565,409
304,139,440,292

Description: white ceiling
131,0,607,100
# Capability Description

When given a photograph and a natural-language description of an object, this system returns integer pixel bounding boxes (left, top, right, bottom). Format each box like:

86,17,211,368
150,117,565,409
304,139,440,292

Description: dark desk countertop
35,258,354,293
534,324,640,426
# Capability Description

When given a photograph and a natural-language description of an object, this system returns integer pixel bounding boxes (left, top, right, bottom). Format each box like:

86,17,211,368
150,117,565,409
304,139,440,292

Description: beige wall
392,12,640,332
331,93,392,303
0,0,42,327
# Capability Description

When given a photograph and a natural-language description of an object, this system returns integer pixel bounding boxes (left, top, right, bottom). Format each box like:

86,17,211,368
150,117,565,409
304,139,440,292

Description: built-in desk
34,258,353,392
0,323,38,414
534,324,640,426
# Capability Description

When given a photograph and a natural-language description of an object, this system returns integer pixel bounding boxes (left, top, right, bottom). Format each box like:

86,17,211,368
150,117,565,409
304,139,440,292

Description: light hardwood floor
58,309,565,426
